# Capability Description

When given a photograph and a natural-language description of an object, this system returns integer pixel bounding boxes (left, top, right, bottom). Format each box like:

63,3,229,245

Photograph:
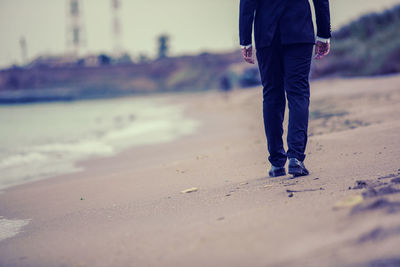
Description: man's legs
256,34,287,167
282,43,313,162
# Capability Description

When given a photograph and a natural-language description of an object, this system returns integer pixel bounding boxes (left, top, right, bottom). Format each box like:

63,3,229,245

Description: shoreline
1,75,400,266
0,93,200,191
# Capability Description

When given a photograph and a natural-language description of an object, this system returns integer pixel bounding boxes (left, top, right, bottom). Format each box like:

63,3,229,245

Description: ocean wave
0,97,199,190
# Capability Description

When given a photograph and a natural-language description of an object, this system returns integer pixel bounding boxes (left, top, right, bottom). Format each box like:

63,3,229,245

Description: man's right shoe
268,165,286,177
288,158,309,177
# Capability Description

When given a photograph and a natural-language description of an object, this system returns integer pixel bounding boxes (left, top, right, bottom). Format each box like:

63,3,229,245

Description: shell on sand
181,187,198,193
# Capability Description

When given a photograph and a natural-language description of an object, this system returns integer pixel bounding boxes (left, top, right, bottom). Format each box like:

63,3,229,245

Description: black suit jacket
239,0,331,48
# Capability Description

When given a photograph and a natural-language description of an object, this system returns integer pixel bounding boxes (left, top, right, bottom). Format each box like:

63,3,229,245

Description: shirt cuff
316,36,330,43
241,44,252,49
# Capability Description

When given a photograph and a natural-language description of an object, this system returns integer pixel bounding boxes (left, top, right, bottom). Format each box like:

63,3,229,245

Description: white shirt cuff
241,44,252,49
316,36,330,43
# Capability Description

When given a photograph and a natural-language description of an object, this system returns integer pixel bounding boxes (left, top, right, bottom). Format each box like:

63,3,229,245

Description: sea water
0,96,199,191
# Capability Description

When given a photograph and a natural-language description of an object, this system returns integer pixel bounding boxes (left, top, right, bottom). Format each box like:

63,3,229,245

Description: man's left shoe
288,158,309,177
269,165,286,177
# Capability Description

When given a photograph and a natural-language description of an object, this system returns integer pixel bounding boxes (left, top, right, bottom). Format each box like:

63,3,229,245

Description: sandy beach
1,75,400,266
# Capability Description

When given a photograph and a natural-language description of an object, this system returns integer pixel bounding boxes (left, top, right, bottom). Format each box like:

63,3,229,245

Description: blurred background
0,0,400,189
1,0,400,101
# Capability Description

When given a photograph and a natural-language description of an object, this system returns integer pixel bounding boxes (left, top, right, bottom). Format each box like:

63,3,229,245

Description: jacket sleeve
312,0,331,38
239,0,258,46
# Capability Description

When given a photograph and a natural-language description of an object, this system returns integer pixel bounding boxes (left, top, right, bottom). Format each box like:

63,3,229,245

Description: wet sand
1,75,400,266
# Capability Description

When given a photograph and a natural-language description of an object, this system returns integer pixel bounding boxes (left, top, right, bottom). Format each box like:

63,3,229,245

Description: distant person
220,75,232,92
239,0,331,177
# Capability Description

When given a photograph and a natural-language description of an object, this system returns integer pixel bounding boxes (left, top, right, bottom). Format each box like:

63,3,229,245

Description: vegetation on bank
312,4,400,78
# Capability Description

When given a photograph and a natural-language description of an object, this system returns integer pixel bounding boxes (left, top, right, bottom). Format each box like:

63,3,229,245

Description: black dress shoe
288,158,309,177
268,165,286,177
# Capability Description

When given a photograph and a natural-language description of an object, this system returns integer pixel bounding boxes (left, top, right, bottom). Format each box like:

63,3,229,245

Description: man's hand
315,41,330,59
241,46,255,64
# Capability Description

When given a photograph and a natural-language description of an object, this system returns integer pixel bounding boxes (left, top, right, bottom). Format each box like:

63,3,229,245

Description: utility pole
66,0,86,57
111,0,123,56
19,36,28,65
157,34,169,59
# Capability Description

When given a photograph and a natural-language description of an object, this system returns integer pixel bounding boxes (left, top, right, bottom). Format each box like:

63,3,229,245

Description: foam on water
0,216,30,242
0,96,199,190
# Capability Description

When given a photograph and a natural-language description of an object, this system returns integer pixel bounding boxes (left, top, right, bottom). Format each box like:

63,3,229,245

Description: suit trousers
256,30,313,167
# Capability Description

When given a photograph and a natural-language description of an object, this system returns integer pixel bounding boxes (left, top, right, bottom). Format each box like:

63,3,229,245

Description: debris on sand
176,169,186,173
351,198,400,214
362,257,400,267
391,177,400,184
286,189,298,193
344,174,400,213
352,180,368,189
239,182,248,186
357,227,385,243
348,174,400,197
362,185,400,198
181,187,198,194
334,195,364,209
377,173,397,180
350,179,383,190
264,184,273,188
288,192,294,198
286,188,324,193
357,225,400,243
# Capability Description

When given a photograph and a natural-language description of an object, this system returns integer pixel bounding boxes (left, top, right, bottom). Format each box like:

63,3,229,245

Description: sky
1,0,400,68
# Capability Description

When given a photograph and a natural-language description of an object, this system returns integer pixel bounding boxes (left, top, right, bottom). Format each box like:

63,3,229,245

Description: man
239,0,331,177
